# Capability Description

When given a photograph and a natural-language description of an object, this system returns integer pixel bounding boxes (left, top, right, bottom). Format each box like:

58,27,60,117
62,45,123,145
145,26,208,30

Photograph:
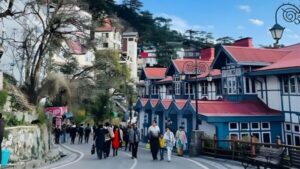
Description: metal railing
200,137,300,168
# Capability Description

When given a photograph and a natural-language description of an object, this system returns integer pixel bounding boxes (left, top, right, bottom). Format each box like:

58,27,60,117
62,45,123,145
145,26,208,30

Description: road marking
139,146,209,169
121,151,138,169
51,144,84,169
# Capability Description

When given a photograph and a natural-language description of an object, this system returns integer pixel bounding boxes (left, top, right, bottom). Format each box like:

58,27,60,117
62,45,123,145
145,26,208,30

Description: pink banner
45,106,68,117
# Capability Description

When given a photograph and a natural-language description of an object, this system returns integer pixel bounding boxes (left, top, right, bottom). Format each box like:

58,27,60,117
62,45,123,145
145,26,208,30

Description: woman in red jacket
112,126,121,156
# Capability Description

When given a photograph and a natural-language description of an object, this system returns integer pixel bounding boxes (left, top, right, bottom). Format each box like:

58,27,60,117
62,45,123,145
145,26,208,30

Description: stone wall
3,125,50,163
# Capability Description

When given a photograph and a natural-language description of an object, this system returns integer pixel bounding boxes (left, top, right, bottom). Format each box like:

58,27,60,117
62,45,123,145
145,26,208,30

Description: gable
211,46,237,69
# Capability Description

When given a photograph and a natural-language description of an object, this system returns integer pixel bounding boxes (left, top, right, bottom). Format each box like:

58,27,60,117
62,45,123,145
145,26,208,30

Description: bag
145,143,151,149
91,144,95,155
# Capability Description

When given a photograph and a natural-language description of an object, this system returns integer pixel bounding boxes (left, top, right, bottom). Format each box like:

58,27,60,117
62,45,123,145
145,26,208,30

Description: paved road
41,141,248,169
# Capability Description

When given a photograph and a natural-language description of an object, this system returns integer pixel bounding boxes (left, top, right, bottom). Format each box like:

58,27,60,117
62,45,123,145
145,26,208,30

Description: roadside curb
38,144,84,169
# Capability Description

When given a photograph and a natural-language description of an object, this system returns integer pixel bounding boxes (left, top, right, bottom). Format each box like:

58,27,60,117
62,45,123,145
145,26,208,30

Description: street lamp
270,3,300,46
183,61,208,130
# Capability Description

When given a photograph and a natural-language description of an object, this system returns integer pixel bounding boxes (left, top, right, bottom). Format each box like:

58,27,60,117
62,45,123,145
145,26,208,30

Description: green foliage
156,44,178,67
36,106,47,124
74,113,86,124
3,73,17,86
0,90,8,109
6,115,23,126
86,93,111,123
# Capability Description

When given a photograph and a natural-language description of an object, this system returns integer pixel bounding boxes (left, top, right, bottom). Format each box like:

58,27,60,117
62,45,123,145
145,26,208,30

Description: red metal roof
191,100,281,117
172,59,212,74
175,99,188,109
144,68,167,79
150,99,159,107
256,44,300,71
161,99,172,109
224,46,290,64
140,98,148,106
66,40,87,54
156,76,173,84
95,18,114,32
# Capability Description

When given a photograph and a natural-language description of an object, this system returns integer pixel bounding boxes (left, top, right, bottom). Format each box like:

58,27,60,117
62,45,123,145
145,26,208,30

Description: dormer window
174,76,181,95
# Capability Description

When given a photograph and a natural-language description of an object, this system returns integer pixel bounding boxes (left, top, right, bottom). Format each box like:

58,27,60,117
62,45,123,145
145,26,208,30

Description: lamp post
270,3,300,46
183,61,208,130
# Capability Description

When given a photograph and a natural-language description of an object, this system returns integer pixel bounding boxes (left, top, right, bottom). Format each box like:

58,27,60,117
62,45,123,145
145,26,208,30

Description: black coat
94,128,108,148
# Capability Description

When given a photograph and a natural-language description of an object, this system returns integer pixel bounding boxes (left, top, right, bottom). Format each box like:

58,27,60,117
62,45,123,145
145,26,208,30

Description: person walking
84,123,92,143
54,126,61,144
0,113,5,167
78,124,84,144
104,122,114,158
123,124,130,151
163,126,175,162
70,124,77,144
175,126,187,156
112,126,121,156
129,123,140,159
94,124,108,159
159,134,166,160
148,120,160,160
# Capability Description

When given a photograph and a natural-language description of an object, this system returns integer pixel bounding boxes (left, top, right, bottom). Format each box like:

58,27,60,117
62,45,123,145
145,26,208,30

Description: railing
200,137,300,168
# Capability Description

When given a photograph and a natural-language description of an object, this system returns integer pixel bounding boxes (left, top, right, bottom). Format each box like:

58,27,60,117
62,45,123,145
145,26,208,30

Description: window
174,76,181,95
294,124,300,133
295,135,300,146
241,132,250,140
151,85,157,95
251,79,256,93
290,76,296,93
227,77,236,94
129,38,134,41
201,82,208,95
285,123,291,131
229,133,239,140
102,33,109,38
215,80,222,95
103,43,109,48
286,134,292,145
245,78,250,93
185,83,194,95
240,122,249,130
251,132,261,143
261,122,270,130
251,122,260,130
145,80,150,95
167,86,173,95
262,132,271,143
283,77,289,93
229,122,238,131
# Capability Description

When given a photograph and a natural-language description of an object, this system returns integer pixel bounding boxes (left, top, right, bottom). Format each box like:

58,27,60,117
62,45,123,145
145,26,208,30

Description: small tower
121,32,139,82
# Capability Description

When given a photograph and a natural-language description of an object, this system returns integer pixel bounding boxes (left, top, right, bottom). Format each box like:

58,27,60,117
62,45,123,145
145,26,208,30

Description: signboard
0,72,3,90
183,62,208,75
222,68,242,77
45,106,68,116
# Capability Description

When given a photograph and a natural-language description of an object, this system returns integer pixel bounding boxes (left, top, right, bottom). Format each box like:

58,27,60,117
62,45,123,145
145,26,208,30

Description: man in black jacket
94,124,108,159
0,113,5,165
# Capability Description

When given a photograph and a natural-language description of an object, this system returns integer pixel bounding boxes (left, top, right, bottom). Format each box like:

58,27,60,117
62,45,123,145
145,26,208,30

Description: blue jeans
160,148,165,160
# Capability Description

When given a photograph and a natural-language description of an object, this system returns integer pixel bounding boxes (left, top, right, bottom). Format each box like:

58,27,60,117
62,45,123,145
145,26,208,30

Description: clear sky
138,0,300,47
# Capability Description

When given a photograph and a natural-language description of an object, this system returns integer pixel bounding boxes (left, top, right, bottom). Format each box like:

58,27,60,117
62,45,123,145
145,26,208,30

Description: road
40,141,248,169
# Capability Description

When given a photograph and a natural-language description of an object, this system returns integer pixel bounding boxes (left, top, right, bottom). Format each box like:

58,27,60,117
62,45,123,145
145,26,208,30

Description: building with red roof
135,37,300,146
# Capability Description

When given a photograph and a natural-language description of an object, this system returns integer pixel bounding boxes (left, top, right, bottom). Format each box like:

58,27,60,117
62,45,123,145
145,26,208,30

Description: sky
135,0,300,47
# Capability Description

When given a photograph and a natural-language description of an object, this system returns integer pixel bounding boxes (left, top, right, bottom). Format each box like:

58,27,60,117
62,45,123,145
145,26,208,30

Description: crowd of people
52,120,188,163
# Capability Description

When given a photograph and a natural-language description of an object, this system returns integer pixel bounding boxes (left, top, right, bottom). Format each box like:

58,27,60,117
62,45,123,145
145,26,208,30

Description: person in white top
148,120,160,160
163,126,175,162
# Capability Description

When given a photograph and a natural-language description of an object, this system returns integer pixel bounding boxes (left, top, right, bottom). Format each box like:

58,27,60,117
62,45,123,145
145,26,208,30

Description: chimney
200,47,215,61
232,37,253,47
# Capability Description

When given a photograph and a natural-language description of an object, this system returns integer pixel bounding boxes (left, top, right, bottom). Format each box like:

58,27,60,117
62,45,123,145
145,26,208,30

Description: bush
0,90,8,109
